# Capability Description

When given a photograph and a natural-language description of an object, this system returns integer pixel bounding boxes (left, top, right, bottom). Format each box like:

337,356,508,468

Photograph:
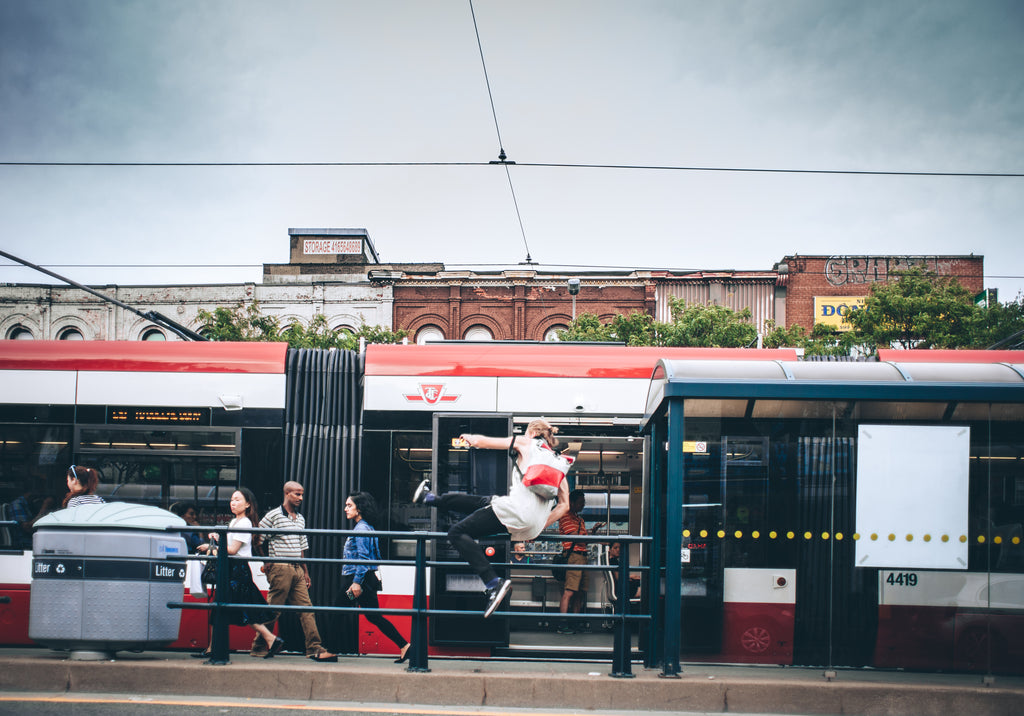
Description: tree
196,301,284,342
660,298,758,348
197,301,407,349
762,321,858,357
845,267,977,352
968,295,1024,349
557,298,758,348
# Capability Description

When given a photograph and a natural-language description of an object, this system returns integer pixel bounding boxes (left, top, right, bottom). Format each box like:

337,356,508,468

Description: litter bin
29,502,188,660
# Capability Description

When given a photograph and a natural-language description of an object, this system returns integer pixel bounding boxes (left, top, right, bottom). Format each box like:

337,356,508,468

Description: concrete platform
1,648,1023,716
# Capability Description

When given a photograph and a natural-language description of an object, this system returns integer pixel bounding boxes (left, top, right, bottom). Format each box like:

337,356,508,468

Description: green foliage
844,267,977,352
968,295,1024,349
197,301,407,349
660,297,757,347
196,302,284,342
762,321,858,357
557,298,758,348
554,273,1024,355
553,313,614,342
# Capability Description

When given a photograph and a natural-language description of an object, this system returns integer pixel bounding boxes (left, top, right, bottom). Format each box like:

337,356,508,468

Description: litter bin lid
35,502,186,531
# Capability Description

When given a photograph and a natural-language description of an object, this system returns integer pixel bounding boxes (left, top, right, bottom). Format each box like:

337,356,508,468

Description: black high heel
394,643,411,664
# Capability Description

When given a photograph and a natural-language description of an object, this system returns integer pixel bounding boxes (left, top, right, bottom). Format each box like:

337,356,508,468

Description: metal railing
168,525,650,678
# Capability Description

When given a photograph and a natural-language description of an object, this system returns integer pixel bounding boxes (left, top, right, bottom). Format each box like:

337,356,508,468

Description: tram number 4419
886,572,919,587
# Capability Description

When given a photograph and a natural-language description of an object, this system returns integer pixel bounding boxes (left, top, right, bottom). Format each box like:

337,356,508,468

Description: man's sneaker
412,479,432,504
482,578,512,619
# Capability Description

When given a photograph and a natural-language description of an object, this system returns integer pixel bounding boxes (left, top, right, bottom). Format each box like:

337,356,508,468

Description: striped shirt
66,494,105,508
559,511,588,552
258,505,308,558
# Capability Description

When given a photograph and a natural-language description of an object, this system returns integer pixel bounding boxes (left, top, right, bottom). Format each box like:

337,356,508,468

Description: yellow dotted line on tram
680,529,1022,544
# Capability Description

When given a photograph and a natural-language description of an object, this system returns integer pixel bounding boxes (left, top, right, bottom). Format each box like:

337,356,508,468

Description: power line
469,0,533,263
469,0,505,160
3,261,1022,281
0,159,1020,177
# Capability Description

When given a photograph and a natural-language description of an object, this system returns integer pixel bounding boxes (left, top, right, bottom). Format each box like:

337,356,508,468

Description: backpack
514,437,574,500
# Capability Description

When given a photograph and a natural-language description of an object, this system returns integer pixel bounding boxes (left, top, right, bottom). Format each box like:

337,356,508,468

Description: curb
1,652,1022,716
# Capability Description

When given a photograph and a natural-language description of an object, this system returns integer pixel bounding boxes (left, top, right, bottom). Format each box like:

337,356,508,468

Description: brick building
392,270,655,342
1,230,988,346
776,255,985,331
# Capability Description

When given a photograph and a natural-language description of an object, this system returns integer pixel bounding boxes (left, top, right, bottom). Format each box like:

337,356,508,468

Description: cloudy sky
1,1,1022,299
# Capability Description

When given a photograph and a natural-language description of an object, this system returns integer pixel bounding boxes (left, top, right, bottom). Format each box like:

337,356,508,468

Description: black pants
338,572,407,651
436,493,509,586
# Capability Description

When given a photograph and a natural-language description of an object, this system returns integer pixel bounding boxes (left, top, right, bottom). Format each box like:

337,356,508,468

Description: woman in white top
203,488,281,658
63,465,105,508
412,419,570,618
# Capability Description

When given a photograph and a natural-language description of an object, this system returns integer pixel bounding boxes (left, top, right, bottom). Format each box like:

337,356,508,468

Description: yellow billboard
814,296,865,331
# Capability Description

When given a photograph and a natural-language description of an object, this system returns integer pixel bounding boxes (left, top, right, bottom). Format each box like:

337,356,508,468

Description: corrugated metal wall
656,281,776,334
283,348,363,641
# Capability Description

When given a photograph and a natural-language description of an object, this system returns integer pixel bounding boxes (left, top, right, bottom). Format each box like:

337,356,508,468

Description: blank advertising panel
855,425,970,570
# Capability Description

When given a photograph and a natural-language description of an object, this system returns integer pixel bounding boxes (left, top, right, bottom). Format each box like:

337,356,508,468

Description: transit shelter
641,350,1024,676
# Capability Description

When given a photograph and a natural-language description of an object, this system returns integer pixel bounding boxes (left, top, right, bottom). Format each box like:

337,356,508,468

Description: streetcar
1,340,1022,674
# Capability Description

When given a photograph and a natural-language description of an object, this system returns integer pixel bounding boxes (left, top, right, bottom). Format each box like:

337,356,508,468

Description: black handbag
551,548,571,582
200,542,218,584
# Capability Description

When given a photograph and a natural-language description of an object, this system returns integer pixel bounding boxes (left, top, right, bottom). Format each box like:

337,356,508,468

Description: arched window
544,325,568,342
141,328,166,341
6,325,34,340
463,325,493,341
415,326,445,344
58,327,84,341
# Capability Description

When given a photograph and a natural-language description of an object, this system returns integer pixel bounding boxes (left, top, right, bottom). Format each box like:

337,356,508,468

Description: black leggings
436,493,509,586
339,572,407,650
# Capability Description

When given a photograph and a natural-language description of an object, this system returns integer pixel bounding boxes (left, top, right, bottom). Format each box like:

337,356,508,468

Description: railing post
407,534,430,672
207,526,231,664
609,543,635,678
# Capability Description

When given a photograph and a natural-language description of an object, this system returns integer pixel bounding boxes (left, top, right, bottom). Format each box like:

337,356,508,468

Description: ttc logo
404,383,460,405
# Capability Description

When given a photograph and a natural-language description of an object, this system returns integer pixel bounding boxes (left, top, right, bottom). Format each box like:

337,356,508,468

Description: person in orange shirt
557,489,602,634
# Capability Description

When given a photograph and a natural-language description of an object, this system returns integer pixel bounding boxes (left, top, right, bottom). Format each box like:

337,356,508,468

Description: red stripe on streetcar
365,344,799,379
0,341,288,373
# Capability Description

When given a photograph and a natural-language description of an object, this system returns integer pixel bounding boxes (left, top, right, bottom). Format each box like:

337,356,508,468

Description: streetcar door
680,440,725,653
429,412,512,647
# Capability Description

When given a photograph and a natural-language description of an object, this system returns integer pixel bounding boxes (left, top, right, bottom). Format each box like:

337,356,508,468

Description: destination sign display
108,407,209,425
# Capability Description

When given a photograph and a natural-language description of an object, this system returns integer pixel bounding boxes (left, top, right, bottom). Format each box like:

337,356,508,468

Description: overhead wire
1,261,1021,282
1,159,1020,177
469,0,532,263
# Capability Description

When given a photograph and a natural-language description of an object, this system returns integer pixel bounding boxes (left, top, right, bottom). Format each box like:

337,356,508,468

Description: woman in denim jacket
341,491,411,664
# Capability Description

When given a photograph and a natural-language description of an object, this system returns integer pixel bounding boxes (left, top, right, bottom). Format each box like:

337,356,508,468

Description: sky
1,1,1022,299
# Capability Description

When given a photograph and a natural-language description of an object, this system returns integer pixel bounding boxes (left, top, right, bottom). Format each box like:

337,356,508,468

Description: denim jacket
342,520,379,585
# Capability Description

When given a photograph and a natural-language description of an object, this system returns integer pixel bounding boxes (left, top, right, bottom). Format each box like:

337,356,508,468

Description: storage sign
303,239,362,255
814,296,865,331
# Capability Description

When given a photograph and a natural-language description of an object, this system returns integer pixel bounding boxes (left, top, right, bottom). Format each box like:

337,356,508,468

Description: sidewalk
2,647,1023,716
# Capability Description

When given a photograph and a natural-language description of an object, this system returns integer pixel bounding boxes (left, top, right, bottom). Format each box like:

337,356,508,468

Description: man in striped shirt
252,481,336,661
557,489,602,635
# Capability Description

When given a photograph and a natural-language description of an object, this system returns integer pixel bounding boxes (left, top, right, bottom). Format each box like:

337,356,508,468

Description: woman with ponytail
63,465,104,508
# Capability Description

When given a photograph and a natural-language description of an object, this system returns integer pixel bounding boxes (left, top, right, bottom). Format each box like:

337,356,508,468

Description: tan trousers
252,563,324,656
